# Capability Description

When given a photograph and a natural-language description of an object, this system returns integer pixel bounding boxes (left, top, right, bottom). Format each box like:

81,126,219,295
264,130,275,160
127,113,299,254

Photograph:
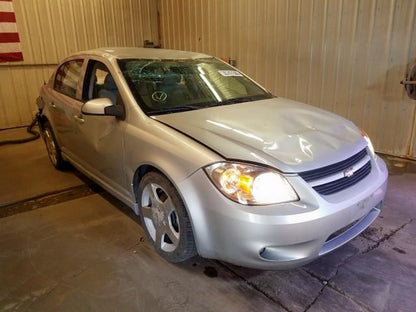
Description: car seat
98,74,118,105
158,73,190,106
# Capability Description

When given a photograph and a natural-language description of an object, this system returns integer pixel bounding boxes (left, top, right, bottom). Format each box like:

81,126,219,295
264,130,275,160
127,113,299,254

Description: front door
70,59,129,199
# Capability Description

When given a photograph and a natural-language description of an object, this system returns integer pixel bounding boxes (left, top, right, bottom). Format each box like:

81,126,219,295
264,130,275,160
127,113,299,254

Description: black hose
0,116,41,146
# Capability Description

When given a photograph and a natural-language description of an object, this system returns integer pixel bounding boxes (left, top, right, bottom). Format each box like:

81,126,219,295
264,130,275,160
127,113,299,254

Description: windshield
118,58,273,115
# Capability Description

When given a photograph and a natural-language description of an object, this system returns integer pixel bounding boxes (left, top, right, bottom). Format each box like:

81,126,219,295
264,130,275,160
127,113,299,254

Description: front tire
138,172,197,263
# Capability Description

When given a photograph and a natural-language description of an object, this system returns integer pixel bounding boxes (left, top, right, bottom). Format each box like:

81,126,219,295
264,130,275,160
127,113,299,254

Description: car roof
71,47,212,60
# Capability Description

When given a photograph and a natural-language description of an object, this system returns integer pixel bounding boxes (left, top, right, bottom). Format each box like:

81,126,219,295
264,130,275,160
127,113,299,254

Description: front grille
298,148,372,195
313,162,371,195
299,148,367,182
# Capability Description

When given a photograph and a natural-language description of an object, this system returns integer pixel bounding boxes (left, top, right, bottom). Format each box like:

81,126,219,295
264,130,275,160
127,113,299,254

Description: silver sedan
37,48,388,269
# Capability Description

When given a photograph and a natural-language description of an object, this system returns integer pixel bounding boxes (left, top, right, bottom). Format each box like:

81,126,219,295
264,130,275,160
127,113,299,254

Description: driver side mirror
81,98,125,119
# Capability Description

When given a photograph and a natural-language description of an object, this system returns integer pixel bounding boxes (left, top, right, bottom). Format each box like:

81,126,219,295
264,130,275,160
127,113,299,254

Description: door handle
48,102,56,109
73,115,85,124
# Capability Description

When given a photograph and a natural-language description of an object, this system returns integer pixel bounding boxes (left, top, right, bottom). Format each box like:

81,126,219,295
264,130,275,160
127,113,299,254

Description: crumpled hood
154,98,367,172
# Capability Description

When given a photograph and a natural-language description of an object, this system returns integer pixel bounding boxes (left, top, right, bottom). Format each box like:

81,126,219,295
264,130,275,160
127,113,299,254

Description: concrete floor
0,128,415,312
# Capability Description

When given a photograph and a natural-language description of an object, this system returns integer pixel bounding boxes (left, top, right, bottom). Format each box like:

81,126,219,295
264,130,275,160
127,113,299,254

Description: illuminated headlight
360,128,375,156
204,162,299,205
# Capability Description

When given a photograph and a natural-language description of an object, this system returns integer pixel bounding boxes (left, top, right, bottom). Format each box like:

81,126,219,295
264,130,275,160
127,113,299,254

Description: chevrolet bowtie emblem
344,167,354,178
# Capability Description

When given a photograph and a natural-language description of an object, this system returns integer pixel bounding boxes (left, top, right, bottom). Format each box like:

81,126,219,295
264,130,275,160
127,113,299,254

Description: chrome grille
298,149,372,195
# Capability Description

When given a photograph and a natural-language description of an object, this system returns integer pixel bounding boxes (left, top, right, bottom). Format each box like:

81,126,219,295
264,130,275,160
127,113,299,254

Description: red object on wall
0,0,23,62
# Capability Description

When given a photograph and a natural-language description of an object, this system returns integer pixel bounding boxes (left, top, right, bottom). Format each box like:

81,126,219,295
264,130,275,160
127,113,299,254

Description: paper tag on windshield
218,70,243,77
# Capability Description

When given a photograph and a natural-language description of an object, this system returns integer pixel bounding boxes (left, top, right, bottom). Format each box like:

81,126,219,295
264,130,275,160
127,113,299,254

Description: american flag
0,0,23,62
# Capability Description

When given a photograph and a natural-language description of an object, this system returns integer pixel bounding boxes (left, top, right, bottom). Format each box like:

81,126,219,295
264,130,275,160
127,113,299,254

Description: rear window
54,59,84,98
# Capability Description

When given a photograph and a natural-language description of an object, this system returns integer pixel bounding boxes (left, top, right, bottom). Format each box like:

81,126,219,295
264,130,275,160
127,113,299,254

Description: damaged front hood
154,98,367,172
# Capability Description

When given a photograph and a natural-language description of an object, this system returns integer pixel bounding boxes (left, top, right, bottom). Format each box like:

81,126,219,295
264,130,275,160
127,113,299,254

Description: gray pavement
0,130,415,311
0,128,83,206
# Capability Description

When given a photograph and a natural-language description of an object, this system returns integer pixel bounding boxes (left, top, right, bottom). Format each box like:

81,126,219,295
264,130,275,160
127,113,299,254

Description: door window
83,60,118,105
54,60,84,98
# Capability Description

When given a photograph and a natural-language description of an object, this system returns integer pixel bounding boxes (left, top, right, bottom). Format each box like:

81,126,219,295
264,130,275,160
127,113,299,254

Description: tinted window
54,60,84,98
118,58,272,115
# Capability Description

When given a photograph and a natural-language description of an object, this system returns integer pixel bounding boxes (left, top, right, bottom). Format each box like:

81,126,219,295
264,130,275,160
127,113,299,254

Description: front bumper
178,156,388,270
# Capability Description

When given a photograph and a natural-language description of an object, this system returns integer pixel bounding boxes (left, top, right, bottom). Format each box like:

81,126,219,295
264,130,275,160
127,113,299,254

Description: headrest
104,74,117,91
163,73,180,85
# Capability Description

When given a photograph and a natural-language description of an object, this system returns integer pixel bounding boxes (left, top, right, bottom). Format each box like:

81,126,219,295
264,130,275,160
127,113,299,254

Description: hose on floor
0,115,40,146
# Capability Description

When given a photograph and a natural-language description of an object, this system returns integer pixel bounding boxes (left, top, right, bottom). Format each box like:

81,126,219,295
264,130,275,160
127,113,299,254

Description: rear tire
42,121,67,170
138,172,197,263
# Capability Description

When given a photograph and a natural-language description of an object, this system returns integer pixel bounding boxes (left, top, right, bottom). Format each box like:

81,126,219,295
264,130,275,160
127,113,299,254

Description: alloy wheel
141,182,180,252
44,128,58,166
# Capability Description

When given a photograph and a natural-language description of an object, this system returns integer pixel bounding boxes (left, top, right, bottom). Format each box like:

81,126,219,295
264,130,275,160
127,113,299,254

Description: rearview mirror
81,98,125,119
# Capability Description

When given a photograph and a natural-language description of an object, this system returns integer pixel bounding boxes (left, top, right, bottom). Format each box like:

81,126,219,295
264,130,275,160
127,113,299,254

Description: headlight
360,128,375,156
204,162,299,205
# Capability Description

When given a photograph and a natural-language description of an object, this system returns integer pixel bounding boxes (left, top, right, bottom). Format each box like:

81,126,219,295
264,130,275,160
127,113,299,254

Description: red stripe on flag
0,32,19,43
0,1,23,62
0,52,23,62
0,12,16,22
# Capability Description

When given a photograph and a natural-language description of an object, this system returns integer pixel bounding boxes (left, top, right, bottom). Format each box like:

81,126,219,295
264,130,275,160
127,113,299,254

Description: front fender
124,120,222,205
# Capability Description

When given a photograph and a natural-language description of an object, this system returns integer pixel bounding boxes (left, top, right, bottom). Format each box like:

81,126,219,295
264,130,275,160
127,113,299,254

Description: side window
83,60,118,105
54,60,84,98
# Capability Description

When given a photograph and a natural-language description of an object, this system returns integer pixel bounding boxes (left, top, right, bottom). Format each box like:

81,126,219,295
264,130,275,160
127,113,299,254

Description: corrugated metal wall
0,0,158,129
159,0,416,158
2,0,415,158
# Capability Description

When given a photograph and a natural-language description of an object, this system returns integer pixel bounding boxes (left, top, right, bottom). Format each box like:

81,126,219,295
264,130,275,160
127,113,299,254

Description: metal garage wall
0,0,158,129
159,0,416,158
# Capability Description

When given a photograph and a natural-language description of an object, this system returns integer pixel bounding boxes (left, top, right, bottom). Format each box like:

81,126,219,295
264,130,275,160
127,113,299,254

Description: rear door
47,59,85,155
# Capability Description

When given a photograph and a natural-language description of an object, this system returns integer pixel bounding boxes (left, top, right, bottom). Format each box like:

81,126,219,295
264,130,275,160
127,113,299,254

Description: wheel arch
132,164,156,204
132,164,188,207
38,114,49,130
132,164,199,239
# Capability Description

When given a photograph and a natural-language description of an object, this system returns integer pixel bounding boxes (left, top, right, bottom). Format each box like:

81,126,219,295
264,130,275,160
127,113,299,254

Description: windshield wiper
148,105,201,115
216,96,264,106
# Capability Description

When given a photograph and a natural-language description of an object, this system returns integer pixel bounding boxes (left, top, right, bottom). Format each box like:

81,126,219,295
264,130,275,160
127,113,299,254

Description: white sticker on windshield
218,70,243,77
